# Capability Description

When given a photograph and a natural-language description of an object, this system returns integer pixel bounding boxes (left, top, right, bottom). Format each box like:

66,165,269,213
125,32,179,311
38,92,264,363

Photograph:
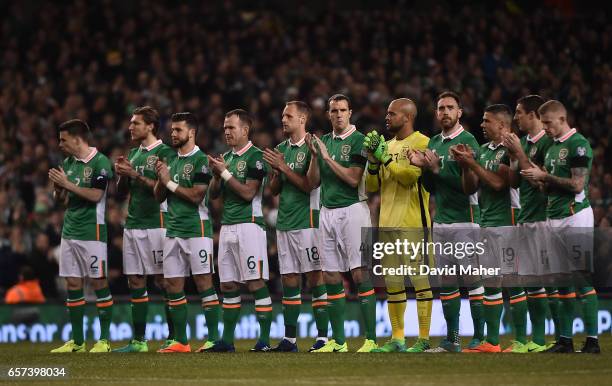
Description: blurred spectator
4,266,46,304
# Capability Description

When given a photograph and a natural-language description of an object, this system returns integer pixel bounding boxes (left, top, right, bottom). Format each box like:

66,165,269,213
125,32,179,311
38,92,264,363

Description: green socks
95,287,114,341
66,289,85,345
311,284,329,339
130,287,148,341
578,287,599,337
358,281,377,341
546,288,561,340
508,288,528,344
253,286,273,345
221,291,241,345
468,286,485,341
282,286,301,339
200,287,220,342
326,283,346,345
558,287,576,338
440,287,461,344
526,288,548,346
167,292,188,344
483,288,503,346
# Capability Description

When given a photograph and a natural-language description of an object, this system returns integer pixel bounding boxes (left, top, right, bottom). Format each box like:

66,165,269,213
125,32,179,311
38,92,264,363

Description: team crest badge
576,146,586,156
147,155,158,167
495,150,504,160
83,167,93,178
559,148,568,160
183,163,194,175
296,152,306,163
341,144,351,156
237,160,247,171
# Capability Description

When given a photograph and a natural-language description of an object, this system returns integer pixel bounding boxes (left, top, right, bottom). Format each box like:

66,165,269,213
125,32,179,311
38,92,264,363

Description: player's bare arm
314,135,363,188
48,167,105,203
153,160,168,202
115,156,156,196
521,165,587,194
452,145,508,192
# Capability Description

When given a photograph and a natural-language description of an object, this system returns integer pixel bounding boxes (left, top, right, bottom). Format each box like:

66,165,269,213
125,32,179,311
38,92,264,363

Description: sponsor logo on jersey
559,148,568,160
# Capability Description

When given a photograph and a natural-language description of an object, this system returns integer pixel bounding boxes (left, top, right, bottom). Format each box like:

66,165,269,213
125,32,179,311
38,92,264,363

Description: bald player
364,98,433,352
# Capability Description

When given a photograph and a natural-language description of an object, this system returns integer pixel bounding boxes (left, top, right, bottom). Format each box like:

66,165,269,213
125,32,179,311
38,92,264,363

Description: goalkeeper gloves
372,135,391,164
363,130,381,152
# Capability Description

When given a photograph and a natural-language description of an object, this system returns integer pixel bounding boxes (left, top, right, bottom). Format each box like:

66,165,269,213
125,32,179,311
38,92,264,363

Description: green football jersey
61,148,113,242
125,140,176,229
318,126,368,209
478,142,513,227
165,146,212,238
544,129,592,219
517,131,553,223
275,137,320,231
426,126,481,224
221,141,267,227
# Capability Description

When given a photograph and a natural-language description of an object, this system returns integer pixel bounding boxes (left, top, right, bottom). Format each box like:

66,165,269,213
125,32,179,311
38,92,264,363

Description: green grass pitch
1,336,611,385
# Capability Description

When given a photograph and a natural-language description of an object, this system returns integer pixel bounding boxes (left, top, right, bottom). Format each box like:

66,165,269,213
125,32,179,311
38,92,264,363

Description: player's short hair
133,106,160,135
225,109,253,129
58,119,91,142
171,112,198,133
517,95,545,119
286,101,311,119
436,91,462,109
328,94,351,110
538,100,567,116
485,104,513,125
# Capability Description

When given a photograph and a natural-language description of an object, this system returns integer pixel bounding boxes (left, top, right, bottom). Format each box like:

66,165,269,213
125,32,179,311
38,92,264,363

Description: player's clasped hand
262,148,286,172
48,167,69,188
155,160,170,184
449,143,474,167
304,133,318,155
207,155,227,176
520,161,547,182
115,156,137,178
312,135,330,160
501,132,521,154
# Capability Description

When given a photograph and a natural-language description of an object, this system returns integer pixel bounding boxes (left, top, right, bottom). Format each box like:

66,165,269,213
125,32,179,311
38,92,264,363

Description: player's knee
128,275,146,289
351,267,369,285
65,277,83,291
220,281,239,293
153,275,165,290
305,271,324,288
164,278,183,293
90,277,109,291
323,271,341,285
193,274,213,292
281,273,300,288
246,279,266,292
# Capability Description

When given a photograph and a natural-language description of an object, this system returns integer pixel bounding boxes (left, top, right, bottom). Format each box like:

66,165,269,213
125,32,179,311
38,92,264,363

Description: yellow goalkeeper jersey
366,131,430,228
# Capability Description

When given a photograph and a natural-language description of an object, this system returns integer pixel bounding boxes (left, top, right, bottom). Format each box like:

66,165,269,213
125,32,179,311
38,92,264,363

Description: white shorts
218,223,269,283
547,207,594,273
319,201,372,273
163,236,214,278
516,221,549,276
123,228,165,275
479,226,515,276
59,238,108,279
277,228,322,275
432,222,481,269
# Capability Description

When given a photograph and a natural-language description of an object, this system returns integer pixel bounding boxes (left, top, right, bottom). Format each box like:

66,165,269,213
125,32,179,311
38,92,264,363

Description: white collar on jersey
555,128,577,143
526,130,545,143
75,147,98,163
440,125,464,141
139,139,163,152
289,135,306,147
332,125,356,140
232,141,253,156
178,145,200,158
487,141,503,150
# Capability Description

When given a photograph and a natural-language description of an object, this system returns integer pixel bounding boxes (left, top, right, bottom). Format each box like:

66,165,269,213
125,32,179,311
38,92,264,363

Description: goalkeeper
364,98,433,352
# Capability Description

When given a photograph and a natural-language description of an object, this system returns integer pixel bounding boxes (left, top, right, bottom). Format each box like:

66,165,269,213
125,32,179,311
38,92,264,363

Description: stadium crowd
0,0,611,299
